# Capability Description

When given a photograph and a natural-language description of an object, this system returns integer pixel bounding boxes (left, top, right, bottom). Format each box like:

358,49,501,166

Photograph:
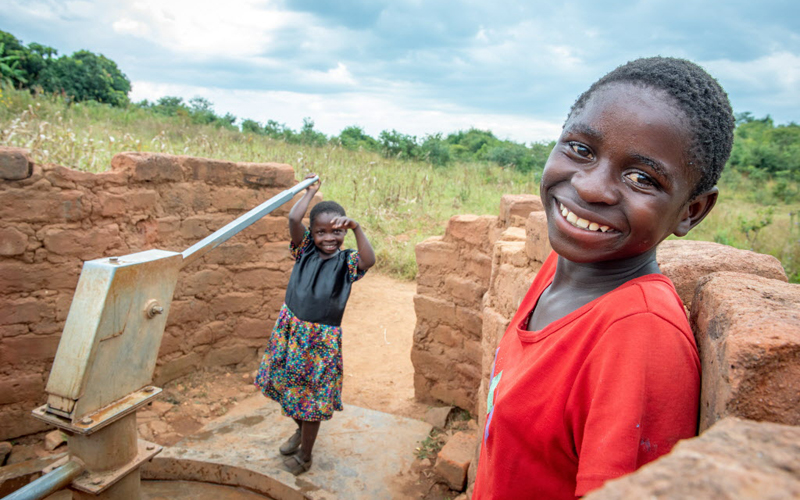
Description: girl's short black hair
309,200,346,227
568,56,735,199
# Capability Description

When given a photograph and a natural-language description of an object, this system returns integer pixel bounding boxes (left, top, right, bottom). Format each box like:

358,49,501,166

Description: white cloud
704,51,800,112
112,18,150,37
110,0,305,57
706,52,800,92
299,62,358,87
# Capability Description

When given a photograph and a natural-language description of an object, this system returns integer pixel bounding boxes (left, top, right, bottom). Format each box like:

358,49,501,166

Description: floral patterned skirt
254,304,343,421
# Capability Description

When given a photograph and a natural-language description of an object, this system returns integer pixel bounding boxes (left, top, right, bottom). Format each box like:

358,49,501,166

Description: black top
283,232,365,326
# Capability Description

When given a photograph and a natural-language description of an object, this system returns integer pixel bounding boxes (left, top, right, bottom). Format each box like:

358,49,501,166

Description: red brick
585,418,800,500
0,297,53,325
112,152,185,182
237,317,271,339
435,432,480,491
414,294,456,327
0,404,51,441
240,162,295,187
158,183,212,215
188,322,215,347
0,189,88,223
0,335,61,366
167,299,210,324
0,324,29,338
0,374,45,405
456,306,482,339
464,253,493,282
416,237,458,271
259,241,291,263
0,261,80,293
153,352,201,386
0,226,28,256
210,187,260,211
180,216,209,240
499,194,543,228
445,275,486,307
159,327,184,357
42,224,121,259
209,293,263,317
658,240,788,310
446,215,497,251
692,272,800,429
0,147,32,180
185,157,239,185
204,344,257,367
156,216,181,238
431,324,462,348
525,211,551,263
180,269,229,296
45,165,98,188
235,268,287,290
97,190,158,217
241,216,288,242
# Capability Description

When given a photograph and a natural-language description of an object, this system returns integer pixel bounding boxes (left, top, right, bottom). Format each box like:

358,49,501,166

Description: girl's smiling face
311,212,345,256
540,83,703,265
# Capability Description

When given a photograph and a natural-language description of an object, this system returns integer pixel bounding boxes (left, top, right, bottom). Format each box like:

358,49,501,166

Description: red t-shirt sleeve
567,310,700,496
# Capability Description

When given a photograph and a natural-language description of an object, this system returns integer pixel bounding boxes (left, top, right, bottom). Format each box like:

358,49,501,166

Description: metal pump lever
181,175,318,267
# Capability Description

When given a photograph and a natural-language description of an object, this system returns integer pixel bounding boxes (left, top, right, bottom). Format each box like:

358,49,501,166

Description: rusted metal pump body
19,176,318,500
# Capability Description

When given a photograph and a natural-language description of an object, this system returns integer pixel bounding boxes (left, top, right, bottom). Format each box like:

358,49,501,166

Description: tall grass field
1,87,798,282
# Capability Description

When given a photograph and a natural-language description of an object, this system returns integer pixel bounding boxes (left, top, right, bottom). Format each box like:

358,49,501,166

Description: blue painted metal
3,460,84,500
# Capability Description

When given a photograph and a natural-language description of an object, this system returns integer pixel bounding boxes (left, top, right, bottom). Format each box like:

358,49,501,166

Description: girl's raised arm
288,173,320,247
331,217,376,271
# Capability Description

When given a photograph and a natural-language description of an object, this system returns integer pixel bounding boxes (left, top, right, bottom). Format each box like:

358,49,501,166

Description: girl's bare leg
299,420,320,462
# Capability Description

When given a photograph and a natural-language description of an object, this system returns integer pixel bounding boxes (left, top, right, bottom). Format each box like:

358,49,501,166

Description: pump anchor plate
71,439,163,494
32,386,162,435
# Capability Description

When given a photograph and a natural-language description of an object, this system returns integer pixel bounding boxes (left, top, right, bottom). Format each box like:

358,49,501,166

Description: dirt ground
133,273,430,444
5,273,467,499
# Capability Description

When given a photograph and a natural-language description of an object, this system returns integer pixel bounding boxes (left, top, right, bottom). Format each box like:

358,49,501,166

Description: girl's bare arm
331,217,376,271
288,174,320,246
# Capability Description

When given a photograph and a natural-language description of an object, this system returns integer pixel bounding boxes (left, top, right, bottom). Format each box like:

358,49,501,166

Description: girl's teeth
559,203,611,233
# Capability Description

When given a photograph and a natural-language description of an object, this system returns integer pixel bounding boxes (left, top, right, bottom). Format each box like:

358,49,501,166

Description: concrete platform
143,397,432,500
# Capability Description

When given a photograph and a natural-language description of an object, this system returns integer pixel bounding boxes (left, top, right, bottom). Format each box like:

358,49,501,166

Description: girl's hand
303,173,321,194
330,216,359,230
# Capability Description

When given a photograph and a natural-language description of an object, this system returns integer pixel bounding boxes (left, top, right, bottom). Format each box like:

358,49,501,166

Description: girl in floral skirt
255,173,376,476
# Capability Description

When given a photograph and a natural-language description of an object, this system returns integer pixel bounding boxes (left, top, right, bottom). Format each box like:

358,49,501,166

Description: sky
3,0,799,144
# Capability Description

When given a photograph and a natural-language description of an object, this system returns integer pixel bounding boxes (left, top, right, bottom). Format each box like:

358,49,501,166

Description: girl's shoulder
290,230,315,260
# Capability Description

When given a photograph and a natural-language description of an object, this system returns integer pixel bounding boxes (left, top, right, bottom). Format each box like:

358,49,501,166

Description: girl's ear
673,187,718,237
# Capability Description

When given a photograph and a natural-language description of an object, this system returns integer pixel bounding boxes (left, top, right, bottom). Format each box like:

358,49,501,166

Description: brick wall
0,149,305,439
413,193,798,497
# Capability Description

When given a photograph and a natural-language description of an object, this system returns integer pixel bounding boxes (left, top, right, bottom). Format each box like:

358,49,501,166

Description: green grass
1,86,797,282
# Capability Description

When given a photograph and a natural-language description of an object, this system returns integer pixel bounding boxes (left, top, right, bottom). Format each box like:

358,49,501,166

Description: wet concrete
145,397,433,499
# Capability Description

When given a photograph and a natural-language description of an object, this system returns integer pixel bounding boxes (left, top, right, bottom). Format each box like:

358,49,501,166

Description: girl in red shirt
474,57,735,499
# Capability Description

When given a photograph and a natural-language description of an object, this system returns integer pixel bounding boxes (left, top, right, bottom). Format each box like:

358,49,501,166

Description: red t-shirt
473,252,700,499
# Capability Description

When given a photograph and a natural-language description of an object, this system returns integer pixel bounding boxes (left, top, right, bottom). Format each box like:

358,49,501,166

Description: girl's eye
624,171,656,187
568,142,594,160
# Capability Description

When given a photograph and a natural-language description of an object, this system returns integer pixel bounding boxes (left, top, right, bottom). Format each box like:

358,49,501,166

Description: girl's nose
571,163,619,205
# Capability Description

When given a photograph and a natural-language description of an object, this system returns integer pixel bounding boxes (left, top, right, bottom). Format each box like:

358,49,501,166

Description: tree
0,42,27,88
337,125,378,151
39,50,131,106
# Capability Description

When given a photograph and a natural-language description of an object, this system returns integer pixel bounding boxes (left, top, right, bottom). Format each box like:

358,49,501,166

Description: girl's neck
551,249,661,293
315,247,340,260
